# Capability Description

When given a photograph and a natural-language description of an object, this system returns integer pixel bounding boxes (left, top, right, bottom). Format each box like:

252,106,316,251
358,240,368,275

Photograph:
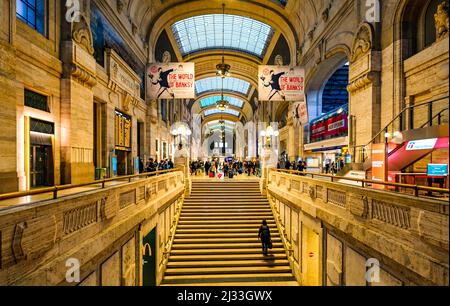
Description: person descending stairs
161,180,298,286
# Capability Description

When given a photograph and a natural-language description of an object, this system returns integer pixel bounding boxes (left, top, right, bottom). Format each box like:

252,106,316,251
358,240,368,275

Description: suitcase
209,172,214,178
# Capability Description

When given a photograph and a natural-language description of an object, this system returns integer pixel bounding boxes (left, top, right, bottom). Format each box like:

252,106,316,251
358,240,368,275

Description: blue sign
112,156,118,176
427,164,448,176
136,157,140,174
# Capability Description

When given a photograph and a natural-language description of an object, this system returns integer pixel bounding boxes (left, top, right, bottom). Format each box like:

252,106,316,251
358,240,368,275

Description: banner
258,66,305,101
147,62,195,99
371,143,387,189
293,100,309,127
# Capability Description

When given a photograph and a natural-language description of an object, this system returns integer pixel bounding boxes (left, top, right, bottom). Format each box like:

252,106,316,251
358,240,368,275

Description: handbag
268,240,273,249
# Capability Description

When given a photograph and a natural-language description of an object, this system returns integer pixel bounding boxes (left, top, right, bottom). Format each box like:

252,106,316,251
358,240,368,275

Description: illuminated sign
406,138,438,151
371,143,387,189
427,164,448,176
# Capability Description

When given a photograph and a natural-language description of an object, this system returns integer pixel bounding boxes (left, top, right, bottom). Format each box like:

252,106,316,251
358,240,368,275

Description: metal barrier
0,169,179,202
273,169,449,197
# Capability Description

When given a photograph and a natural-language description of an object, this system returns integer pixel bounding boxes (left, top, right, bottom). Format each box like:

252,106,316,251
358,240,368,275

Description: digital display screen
306,157,320,168
427,164,448,176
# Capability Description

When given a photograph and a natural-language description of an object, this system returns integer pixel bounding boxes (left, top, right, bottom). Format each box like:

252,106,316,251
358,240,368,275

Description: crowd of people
324,159,345,175
190,158,261,178
140,158,174,173
277,159,308,172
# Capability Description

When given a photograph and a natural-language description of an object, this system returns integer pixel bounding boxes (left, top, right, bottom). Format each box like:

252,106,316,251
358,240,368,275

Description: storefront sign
406,138,438,151
147,62,195,99
311,109,348,143
371,143,387,189
258,66,305,101
107,49,141,98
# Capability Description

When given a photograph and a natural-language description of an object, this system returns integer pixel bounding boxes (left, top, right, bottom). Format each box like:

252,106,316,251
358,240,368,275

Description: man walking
258,220,272,256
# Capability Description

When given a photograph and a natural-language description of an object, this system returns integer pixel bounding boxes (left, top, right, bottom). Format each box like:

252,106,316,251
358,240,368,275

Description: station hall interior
0,0,448,287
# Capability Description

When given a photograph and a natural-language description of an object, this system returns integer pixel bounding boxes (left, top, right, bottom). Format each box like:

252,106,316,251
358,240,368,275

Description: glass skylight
196,77,251,96
204,109,241,117
171,14,274,58
199,96,244,109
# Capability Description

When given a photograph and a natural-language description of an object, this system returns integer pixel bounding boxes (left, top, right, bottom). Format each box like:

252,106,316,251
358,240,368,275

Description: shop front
115,110,133,176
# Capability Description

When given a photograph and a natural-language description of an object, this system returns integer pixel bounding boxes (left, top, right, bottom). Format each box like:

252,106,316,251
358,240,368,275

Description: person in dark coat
258,220,271,256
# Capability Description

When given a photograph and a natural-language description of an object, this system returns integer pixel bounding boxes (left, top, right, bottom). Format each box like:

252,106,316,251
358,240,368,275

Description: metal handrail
273,169,449,197
420,107,449,129
0,168,179,201
349,96,449,163
368,96,448,145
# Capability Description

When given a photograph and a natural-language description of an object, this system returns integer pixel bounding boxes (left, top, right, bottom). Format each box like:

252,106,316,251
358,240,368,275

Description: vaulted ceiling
108,0,330,123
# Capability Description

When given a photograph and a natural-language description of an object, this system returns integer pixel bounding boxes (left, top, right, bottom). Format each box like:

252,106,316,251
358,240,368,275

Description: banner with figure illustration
147,62,195,99
292,99,309,127
258,66,305,101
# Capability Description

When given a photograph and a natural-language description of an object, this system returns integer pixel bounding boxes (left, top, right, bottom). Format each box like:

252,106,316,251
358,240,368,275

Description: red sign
310,112,348,142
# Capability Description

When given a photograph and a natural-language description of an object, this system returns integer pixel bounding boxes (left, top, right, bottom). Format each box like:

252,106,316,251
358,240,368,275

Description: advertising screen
427,164,448,176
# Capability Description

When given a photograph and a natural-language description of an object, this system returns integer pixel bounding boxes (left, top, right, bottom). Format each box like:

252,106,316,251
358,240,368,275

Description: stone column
0,4,19,192
347,23,381,163
174,145,191,196
60,11,97,184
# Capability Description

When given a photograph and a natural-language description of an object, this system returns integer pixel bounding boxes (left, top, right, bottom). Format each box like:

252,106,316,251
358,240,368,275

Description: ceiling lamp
216,97,230,111
216,58,230,110
216,3,231,78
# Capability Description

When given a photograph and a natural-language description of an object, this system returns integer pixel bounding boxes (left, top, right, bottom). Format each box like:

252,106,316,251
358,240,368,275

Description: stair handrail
351,96,449,161
266,192,296,277
420,107,449,129
159,193,185,281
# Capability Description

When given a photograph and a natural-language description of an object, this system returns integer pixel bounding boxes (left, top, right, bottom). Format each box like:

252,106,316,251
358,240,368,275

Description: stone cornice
347,71,379,93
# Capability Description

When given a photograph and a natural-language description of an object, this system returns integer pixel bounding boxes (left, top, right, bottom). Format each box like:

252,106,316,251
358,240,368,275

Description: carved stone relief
72,14,95,55
350,23,373,63
435,2,449,40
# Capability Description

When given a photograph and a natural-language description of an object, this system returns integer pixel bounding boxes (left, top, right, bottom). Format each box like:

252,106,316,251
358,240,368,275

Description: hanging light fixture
216,55,230,110
216,3,231,78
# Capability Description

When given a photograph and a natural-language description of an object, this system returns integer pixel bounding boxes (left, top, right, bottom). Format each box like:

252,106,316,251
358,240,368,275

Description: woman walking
258,220,271,256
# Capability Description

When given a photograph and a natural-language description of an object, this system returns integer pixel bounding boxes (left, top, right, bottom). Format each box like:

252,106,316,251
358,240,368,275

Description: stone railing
159,193,184,280
267,170,449,286
0,170,185,286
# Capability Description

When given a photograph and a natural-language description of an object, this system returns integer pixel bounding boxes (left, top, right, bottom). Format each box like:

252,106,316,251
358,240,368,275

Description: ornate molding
71,63,97,87
117,0,125,14
347,71,379,93
72,14,94,55
350,23,373,63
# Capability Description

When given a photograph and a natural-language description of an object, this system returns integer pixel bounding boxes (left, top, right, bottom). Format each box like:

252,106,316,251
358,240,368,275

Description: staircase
162,180,298,286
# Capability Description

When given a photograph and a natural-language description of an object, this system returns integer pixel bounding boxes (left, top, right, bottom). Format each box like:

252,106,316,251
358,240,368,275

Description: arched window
424,0,441,47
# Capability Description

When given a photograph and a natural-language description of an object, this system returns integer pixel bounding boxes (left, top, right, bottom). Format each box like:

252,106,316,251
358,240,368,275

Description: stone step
164,266,292,276
170,248,286,256
162,273,296,285
168,253,287,262
177,221,276,227
171,242,283,250
181,209,272,213
167,259,290,269
173,237,282,244
180,212,273,217
176,228,278,234
175,233,279,239
179,216,275,220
